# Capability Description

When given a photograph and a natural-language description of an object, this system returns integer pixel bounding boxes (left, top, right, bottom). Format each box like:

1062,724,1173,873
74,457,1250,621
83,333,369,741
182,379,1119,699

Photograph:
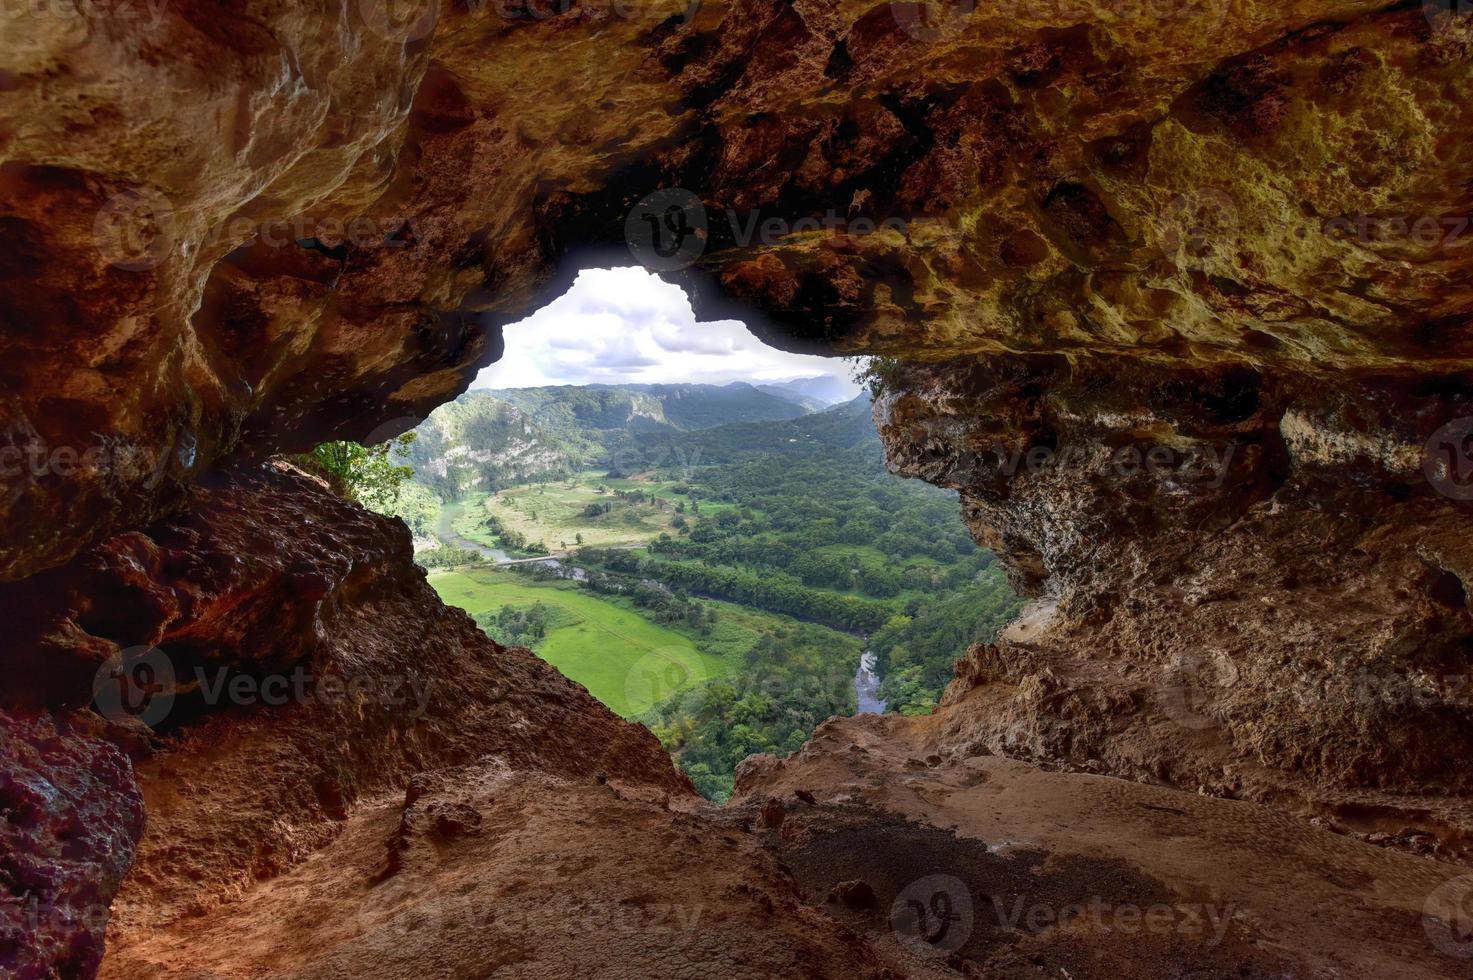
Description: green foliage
473,602,580,648
870,569,1026,714
384,481,442,538
406,383,811,496
852,356,904,398
410,386,1023,801
416,544,483,569
641,613,861,804
301,434,417,509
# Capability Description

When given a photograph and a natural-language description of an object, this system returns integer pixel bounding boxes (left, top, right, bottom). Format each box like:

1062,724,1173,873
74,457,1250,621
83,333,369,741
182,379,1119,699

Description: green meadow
428,567,734,717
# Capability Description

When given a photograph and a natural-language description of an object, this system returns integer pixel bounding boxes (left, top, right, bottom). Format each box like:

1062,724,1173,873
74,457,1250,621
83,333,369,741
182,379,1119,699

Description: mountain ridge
407,381,857,496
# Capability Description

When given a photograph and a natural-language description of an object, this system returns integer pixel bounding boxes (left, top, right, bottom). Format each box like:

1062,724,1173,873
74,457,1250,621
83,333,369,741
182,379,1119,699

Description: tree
301,433,417,509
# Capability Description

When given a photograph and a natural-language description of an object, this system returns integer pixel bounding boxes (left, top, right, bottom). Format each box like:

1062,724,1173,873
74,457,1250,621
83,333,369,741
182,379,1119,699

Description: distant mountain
406,382,815,497
759,374,856,408
491,382,809,431
756,384,826,413
625,393,879,467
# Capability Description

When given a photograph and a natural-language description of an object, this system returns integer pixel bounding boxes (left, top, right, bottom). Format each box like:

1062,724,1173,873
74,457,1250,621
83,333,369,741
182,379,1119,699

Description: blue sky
473,267,861,396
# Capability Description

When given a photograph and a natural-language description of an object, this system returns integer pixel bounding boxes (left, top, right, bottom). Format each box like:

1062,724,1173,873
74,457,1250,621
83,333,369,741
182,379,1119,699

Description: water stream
855,650,886,715
436,500,511,563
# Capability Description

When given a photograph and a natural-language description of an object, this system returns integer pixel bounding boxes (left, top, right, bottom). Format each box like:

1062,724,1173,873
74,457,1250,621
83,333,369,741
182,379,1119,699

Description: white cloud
472,267,861,396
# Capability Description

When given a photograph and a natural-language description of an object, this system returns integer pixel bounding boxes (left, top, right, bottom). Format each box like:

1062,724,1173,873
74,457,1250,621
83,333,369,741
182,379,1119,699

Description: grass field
429,567,735,717
448,493,500,549
479,471,690,550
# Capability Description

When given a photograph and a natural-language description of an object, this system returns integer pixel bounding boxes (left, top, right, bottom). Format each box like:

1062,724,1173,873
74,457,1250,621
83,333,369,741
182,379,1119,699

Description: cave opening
363,266,1022,801
9,3,1473,975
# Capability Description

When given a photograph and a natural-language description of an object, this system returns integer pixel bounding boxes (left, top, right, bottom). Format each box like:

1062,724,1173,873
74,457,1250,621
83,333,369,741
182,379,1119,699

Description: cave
3,2,1473,977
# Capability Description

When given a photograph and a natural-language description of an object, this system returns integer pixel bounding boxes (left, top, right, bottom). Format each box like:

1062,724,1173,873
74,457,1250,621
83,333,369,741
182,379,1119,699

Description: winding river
436,500,511,563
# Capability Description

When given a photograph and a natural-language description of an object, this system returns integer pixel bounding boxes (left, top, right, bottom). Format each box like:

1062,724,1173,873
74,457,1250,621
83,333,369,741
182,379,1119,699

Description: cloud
473,267,862,396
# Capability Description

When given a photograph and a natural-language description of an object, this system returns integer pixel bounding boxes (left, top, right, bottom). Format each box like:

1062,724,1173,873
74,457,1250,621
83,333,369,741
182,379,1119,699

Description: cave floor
101,715,1468,979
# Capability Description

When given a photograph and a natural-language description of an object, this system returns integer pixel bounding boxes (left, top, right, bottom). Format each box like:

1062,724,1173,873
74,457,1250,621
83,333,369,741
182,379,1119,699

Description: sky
473,267,861,396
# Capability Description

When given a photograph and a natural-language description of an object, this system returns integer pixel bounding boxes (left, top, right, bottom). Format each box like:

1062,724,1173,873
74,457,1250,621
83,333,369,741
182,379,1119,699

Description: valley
390,382,1024,800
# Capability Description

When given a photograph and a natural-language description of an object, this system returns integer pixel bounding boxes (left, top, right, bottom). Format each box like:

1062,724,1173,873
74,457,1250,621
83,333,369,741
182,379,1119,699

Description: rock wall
877,355,1473,842
6,1,1470,580
3,1,1473,976
1,462,688,973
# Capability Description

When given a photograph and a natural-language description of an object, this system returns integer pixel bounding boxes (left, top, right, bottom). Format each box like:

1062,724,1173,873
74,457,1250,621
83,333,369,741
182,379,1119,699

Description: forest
382,386,1023,799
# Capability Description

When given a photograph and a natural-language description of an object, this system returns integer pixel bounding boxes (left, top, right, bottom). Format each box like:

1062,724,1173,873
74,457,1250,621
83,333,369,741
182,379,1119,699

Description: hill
758,374,857,407
407,382,814,496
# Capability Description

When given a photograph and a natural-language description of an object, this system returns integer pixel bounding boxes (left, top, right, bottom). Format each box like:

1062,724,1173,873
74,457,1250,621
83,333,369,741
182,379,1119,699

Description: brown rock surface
5,1,1471,579
874,355,1473,840
0,713,144,979
2,461,689,972
733,712,1473,979
2,1,1473,977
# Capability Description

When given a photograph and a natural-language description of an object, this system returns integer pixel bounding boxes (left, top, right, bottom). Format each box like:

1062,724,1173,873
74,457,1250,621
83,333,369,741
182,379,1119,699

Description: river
436,500,511,563
855,650,886,714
